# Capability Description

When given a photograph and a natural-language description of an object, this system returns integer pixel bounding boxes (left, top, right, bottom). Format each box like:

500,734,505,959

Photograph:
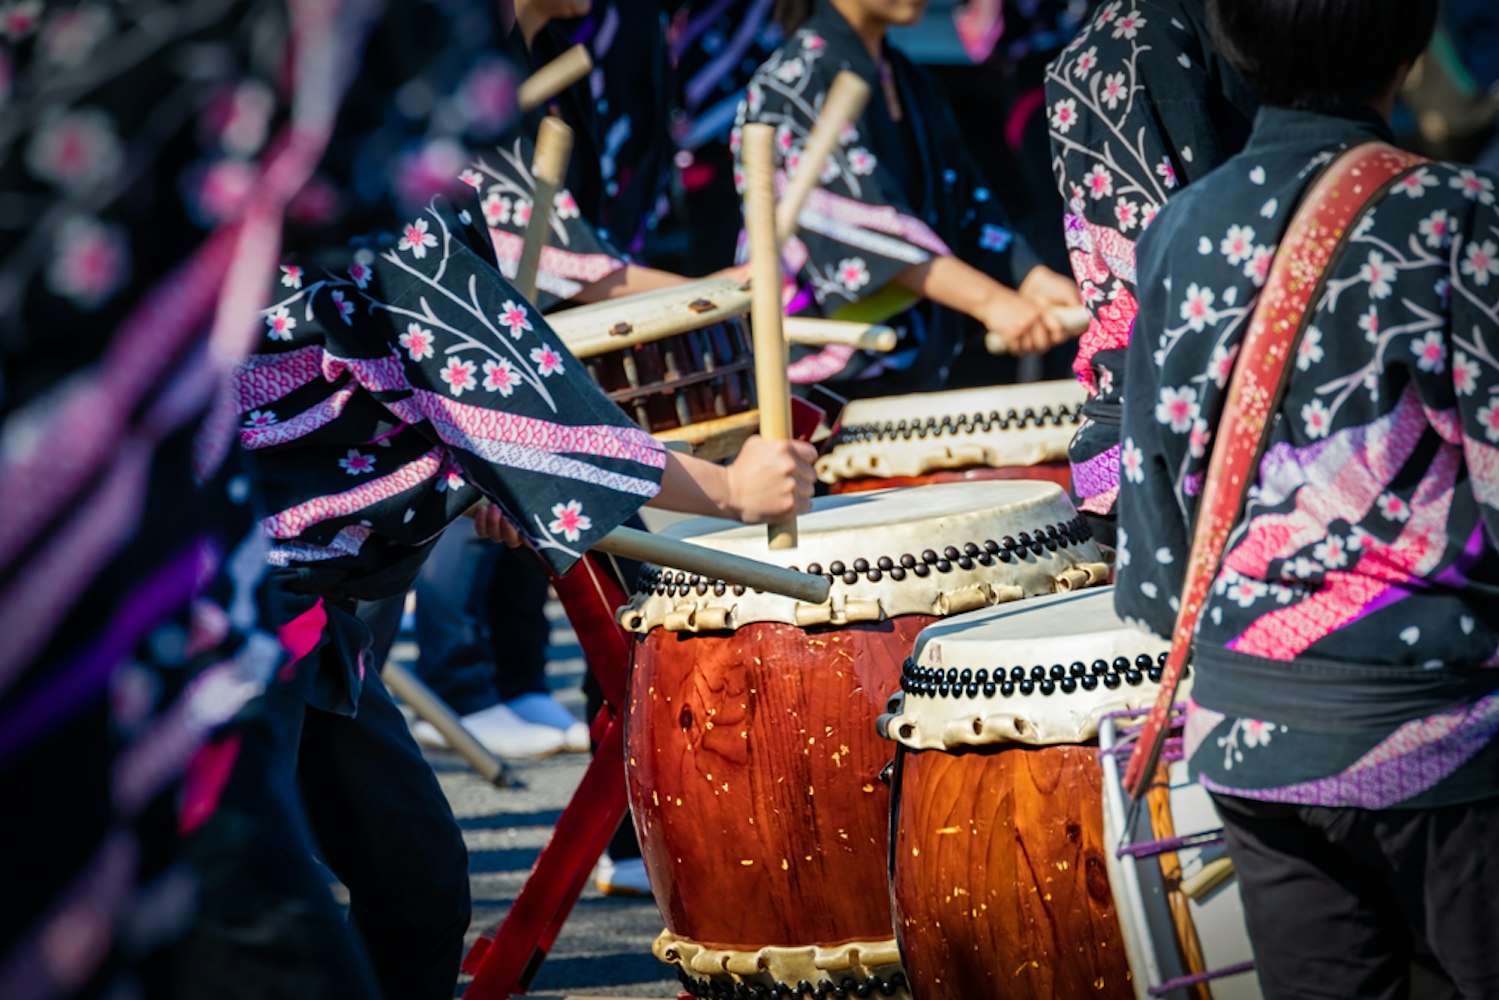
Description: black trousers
1212,792,1499,1000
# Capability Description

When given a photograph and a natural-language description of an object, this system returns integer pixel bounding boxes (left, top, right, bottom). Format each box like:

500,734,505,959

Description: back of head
1206,0,1438,113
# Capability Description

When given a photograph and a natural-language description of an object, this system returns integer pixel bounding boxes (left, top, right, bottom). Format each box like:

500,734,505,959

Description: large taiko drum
816,380,1085,494
1100,708,1261,1000
879,587,1169,999
620,482,1110,999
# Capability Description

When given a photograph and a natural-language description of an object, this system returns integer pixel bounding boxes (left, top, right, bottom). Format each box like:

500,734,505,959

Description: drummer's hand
710,262,752,285
471,501,526,547
1018,264,1083,314
725,434,817,523
978,286,1067,355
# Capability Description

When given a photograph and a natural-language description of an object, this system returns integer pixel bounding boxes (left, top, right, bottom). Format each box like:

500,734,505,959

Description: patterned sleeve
258,200,665,574
733,37,952,312
462,135,627,311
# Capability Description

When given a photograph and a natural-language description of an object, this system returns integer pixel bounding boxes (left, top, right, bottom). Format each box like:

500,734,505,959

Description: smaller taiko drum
879,587,1168,1000
1100,708,1260,1000
816,380,1085,494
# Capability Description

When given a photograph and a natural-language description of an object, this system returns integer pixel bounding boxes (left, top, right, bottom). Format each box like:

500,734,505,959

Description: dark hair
1206,0,1437,113
773,0,815,33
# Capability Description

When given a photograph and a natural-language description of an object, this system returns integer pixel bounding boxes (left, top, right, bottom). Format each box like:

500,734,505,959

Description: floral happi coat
1116,105,1499,808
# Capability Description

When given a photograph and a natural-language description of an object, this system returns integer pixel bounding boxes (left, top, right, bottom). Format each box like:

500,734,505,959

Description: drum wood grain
891,743,1134,1000
828,463,1073,495
628,617,935,953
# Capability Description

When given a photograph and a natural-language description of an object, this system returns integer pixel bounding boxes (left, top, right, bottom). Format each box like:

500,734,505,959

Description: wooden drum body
620,483,1110,999
816,380,1085,494
879,588,1169,999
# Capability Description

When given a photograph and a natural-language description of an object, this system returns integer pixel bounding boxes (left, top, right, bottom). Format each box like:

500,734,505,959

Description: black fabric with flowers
734,3,1042,396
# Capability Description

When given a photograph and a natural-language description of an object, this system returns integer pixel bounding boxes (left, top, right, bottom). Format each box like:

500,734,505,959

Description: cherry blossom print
847,148,876,176
1084,163,1113,199
482,358,519,396
46,215,129,309
1097,1,1121,25
1072,46,1098,78
512,199,533,227
775,124,795,154
1377,493,1412,523
1313,533,1350,568
2,0,41,39
530,344,565,376
497,300,533,338
440,357,478,396
398,218,438,258
1050,98,1079,136
1461,239,1499,287
330,289,355,325
348,259,372,289
338,449,376,476
435,466,466,493
1410,331,1446,374
265,306,297,341
1100,72,1127,110
1121,438,1145,483
1418,208,1452,249
1241,719,1278,749
1114,198,1139,232
553,190,580,220
1112,8,1146,38
1224,574,1267,608
1141,204,1159,229
838,122,859,146
1392,168,1438,198
482,192,511,227
1220,224,1256,266
746,83,764,117
1449,168,1496,205
1301,398,1332,439
819,156,840,184
280,265,303,289
1358,306,1380,342
1188,418,1211,459
399,323,435,361
1478,399,1499,442
460,169,484,190
1178,283,1217,331
548,500,593,542
802,33,826,52
1203,342,1238,387
1297,326,1324,371
244,410,277,429
1454,352,1480,396
1155,384,1200,434
1156,157,1177,189
837,257,871,292
774,57,806,83
26,107,122,191
1116,527,1130,567
1243,244,1274,287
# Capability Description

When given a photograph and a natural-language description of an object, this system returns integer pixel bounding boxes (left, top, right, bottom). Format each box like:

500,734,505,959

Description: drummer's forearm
896,255,1012,321
646,450,738,519
573,263,688,303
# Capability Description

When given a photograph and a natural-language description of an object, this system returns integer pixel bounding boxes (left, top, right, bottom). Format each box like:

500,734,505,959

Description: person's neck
828,0,888,61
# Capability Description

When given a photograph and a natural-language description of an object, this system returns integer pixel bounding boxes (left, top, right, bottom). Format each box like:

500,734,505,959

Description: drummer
1115,0,1499,994
733,0,1082,399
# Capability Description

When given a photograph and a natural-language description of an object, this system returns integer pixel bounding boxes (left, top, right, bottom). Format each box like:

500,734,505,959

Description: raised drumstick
984,305,1091,355
514,116,573,301
742,122,797,550
774,71,872,248
517,44,593,113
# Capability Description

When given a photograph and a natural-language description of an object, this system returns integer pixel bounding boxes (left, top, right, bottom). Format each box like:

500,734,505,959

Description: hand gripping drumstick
742,122,798,550
984,305,1091,355
514,116,573,301
517,44,593,113
773,71,872,247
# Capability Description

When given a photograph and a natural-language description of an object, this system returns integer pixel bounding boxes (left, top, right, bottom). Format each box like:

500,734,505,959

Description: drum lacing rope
828,402,1084,445
1147,960,1256,997
675,969,909,999
1114,829,1225,860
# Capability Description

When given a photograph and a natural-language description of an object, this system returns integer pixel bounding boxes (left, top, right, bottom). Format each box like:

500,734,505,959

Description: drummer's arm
571,261,753,304
896,256,1069,355
646,436,816,524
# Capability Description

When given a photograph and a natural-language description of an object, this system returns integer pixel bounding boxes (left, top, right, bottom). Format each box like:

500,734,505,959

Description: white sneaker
504,692,590,753
595,854,651,897
410,702,566,759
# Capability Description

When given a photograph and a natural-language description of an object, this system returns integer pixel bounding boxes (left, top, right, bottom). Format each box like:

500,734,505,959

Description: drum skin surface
628,616,935,953
827,462,1073,495
891,742,1134,1000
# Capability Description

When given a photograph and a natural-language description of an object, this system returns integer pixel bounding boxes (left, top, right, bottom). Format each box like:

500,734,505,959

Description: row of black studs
635,517,1093,597
829,403,1083,446
901,652,1184,699
676,969,909,999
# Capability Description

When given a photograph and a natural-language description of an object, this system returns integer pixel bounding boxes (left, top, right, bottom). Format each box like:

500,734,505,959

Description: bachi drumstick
517,44,593,113
774,70,872,248
513,116,573,301
984,305,1091,355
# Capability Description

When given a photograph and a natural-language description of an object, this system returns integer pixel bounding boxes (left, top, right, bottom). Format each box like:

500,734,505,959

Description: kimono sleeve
735,53,951,312
311,201,666,573
465,135,627,311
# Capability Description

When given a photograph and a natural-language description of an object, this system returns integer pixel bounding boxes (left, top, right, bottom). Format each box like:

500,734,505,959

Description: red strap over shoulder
1123,142,1429,797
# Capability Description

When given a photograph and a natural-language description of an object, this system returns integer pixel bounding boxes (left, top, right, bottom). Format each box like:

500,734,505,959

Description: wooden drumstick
1180,856,1236,903
742,123,798,550
783,316,897,352
514,116,573,301
984,306,1092,355
517,44,593,112
774,71,872,248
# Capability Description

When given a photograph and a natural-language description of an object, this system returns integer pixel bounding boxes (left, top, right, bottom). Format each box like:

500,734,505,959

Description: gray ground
390,605,680,999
